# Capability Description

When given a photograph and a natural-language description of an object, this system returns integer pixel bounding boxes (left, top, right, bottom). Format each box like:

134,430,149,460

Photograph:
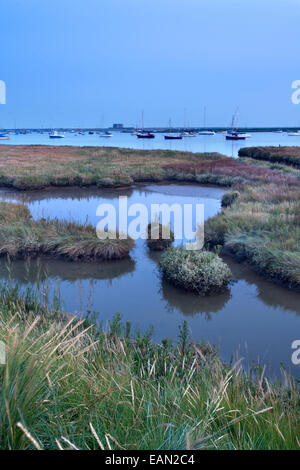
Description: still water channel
0,184,299,379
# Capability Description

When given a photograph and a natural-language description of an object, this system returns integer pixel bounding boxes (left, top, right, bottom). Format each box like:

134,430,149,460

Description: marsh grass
221,191,240,208
162,160,299,185
0,145,225,190
0,202,134,261
0,284,298,450
205,183,300,289
239,146,300,168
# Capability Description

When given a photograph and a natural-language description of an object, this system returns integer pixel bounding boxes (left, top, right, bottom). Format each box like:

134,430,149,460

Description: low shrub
159,246,231,295
221,191,240,208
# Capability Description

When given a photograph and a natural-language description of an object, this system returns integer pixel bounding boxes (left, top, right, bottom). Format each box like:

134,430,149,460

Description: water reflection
0,257,135,283
223,255,300,315
160,280,231,318
0,186,134,204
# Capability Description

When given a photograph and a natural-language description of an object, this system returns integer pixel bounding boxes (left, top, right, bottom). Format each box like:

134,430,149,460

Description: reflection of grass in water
161,278,231,317
1,255,137,317
0,284,299,450
0,256,136,283
222,254,300,314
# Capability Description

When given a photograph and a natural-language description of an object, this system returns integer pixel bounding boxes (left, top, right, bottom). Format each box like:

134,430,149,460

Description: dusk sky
1,0,300,128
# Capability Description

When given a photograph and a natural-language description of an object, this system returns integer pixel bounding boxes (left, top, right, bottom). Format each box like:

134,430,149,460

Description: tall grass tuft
146,222,174,251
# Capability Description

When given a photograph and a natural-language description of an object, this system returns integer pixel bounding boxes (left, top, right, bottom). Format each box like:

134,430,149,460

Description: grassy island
160,247,231,295
0,201,134,261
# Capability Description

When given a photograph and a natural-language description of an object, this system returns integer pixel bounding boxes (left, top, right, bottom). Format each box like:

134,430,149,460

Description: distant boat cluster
1,126,300,142
44,128,253,141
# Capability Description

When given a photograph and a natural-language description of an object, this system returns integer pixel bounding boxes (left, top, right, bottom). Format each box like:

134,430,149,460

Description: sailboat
137,131,155,139
179,108,196,137
136,111,155,138
225,114,246,140
199,129,215,135
198,107,215,135
99,130,113,137
288,130,300,136
49,130,64,139
164,119,182,140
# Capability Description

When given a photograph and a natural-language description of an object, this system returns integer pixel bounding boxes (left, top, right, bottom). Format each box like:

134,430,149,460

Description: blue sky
1,0,300,128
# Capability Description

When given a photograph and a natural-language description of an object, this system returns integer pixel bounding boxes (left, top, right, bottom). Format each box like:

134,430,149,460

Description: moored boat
137,131,155,139
164,119,182,139
49,131,64,139
99,131,113,137
180,131,196,137
199,108,215,135
288,130,300,136
225,113,248,140
164,135,182,140
198,130,215,135
225,131,246,140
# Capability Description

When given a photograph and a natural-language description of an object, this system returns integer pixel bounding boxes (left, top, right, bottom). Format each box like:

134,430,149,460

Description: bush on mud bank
159,246,231,295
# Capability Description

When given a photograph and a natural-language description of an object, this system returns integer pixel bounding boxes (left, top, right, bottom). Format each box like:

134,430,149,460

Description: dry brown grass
162,159,300,185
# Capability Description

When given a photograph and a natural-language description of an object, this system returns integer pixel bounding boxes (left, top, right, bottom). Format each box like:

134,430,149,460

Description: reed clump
159,246,231,295
146,222,174,251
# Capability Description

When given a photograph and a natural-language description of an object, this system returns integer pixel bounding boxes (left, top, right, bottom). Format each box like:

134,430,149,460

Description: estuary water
0,184,299,379
1,131,300,158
